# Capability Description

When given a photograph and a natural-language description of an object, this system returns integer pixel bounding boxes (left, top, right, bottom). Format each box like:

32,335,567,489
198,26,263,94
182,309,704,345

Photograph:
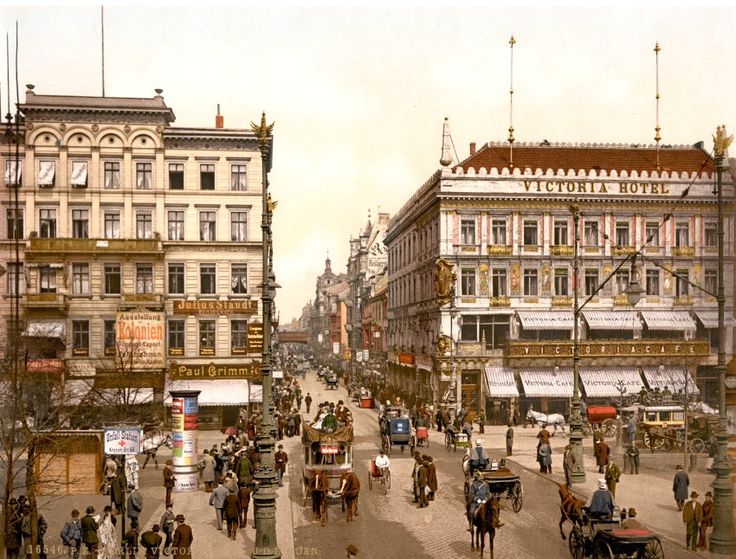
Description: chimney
215,104,224,129
470,142,476,156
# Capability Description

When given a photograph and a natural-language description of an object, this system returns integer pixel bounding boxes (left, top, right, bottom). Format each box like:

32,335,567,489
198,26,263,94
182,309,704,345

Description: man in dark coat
126,484,143,530
223,489,241,539
672,464,689,511
275,445,288,487
238,484,251,529
426,456,438,501
139,524,162,559
159,504,175,556
236,452,253,487
698,491,714,550
110,472,126,515
4,498,22,559
505,423,514,456
417,460,429,508
682,491,702,551
304,393,313,414
563,444,576,488
60,509,82,559
80,506,99,559
594,440,610,474
163,460,175,506
171,515,193,559
123,527,139,559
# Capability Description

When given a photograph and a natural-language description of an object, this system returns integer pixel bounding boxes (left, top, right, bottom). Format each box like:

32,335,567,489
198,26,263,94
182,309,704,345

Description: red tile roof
455,142,715,175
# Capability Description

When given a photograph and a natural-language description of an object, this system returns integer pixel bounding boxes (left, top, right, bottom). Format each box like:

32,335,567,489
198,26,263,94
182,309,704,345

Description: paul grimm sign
169,362,261,380
508,340,710,358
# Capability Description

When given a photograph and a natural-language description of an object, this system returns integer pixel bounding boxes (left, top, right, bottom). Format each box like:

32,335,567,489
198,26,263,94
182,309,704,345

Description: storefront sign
116,311,165,368
509,340,710,358
247,323,263,353
173,299,258,316
169,362,260,380
332,342,339,354
26,359,65,374
104,428,142,455
398,353,415,365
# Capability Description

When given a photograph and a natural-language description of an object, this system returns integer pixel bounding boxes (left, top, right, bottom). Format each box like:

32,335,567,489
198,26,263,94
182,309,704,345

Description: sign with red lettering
116,311,165,369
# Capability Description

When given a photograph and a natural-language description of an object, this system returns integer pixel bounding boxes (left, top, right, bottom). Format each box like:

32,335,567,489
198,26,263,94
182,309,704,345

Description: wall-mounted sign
104,428,142,455
247,323,264,353
398,353,415,365
343,349,352,360
508,340,710,358
173,299,258,316
116,311,165,368
169,362,260,380
26,359,65,374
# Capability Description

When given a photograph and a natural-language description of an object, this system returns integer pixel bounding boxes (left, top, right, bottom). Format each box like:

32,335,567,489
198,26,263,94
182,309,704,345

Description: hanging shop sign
173,299,258,316
104,427,142,455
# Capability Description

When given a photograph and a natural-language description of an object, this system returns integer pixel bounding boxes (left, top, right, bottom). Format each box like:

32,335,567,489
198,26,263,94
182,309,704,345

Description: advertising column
169,390,201,492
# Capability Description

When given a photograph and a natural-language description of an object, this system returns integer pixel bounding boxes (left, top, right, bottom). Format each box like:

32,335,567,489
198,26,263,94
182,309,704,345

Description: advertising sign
173,299,258,316
170,391,200,492
169,362,260,380
116,311,165,369
104,428,142,455
247,323,264,353
332,342,340,355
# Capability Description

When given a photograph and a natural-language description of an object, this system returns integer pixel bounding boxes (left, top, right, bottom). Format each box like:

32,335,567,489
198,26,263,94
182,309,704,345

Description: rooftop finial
439,117,453,166
653,42,662,171
508,35,516,169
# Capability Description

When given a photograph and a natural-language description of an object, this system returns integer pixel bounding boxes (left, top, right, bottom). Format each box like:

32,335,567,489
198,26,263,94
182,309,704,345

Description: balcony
672,246,695,257
551,296,572,307
24,293,68,312
490,296,511,307
522,245,540,253
613,246,637,256
488,245,512,256
551,245,574,256
458,244,479,254
674,296,694,306
26,238,163,257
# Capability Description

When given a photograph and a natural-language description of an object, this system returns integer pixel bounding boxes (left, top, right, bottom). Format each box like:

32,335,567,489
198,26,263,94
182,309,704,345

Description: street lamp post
569,203,586,484
250,113,281,559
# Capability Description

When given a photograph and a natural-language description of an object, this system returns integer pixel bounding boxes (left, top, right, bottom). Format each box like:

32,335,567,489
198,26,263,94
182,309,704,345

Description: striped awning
519,367,573,397
582,310,640,331
165,380,250,406
694,310,736,329
640,311,696,331
579,367,645,398
517,311,574,330
484,367,519,398
641,366,700,396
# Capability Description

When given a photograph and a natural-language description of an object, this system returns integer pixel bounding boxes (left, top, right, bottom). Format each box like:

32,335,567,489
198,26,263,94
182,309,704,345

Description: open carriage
568,513,664,559
463,460,523,513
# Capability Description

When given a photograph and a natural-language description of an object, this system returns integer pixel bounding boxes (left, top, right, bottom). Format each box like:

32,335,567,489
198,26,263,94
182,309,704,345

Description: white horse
140,432,172,469
526,409,566,432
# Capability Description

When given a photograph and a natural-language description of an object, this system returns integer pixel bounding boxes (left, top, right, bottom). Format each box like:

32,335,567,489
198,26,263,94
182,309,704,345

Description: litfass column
170,390,201,492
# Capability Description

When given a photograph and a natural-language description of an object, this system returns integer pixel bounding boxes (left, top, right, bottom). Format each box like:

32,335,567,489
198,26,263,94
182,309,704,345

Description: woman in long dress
98,506,118,559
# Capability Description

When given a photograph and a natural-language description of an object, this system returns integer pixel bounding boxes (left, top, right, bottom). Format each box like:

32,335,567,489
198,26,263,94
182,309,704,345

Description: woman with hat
172,514,193,559
585,479,615,519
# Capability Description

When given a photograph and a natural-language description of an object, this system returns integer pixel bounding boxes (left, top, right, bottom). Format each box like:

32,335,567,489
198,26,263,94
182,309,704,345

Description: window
103,161,120,189
675,269,689,297
103,211,121,239
200,264,216,294
136,264,154,294
200,164,215,190
168,263,185,295
4,159,22,185
168,163,184,190
675,223,689,247
523,220,538,246
39,208,57,238
104,263,121,295
645,221,660,246
72,209,89,239
104,320,116,356
645,269,660,296
615,270,630,295
615,221,630,247
199,320,216,356
585,268,599,296
70,161,88,187
553,220,568,246
461,268,476,296
231,211,248,241
584,220,599,246
554,268,569,296
460,314,510,350
6,208,23,240
71,263,90,295
704,222,717,248
704,270,717,296
491,219,506,245
523,269,538,296
168,320,185,356
167,210,185,241
231,320,248,354
39,266,56,293
231,264,248,294
72,321,89,356
136,162,152,190
6,263,24,295
136,210,153,239
460,218,476,245
492,269,507,297
199,211,216,241
231,164,247,191
38,160,56,187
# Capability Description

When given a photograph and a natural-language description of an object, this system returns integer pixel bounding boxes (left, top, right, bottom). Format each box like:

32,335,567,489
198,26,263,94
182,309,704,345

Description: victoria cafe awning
641,366,700,396
693,310,736,329
579,367,645,398
516,311,573,330
640,311,696,331
582,310,639,331
519,367,573,398
484,367,519,398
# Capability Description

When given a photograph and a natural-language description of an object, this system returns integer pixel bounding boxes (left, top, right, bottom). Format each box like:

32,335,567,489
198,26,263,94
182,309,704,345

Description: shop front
484,366,519,424
578,367,645,404
518,367,573,416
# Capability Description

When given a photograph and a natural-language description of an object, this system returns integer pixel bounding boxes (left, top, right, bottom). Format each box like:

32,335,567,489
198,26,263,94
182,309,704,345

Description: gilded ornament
26,122,33,130
250,112,275,149
434,258,455,305
436,334,451,355
267,194,278,213
713,125,733,157
59,123,66,132
124,124,131,134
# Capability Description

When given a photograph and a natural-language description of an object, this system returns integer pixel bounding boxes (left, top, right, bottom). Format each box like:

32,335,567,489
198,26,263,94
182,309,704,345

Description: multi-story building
1,86,266,429
385,136,735,424
309,255,346,357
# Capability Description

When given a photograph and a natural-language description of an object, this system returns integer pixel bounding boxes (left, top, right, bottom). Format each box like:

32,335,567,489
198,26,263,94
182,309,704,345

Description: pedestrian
80,506,99,559
625,443,640,475
505,423,514,456
417,459,429,508
536,425,553,449
604,460,621,498
110,471,126,515
20,504,32,559
209,479,229,531
5,499,22,559
426,456,438,501
698,491,714,550
98,506,118,559
594,439,610,474
223,489,241,540
172,515,193,559
622,508,643,529
476,411,486,434
159,504,175,556
139,525,162,559
198,449,216,492
163,460,175,506
123,526,138,559
127,484,143,530
538,441,552,473
60,509,83,559
223,471,238,494
627,414,638,446
305,392,314,415
563,444,575,487
411,453,423,503
37,511,48,559
238,484,251,529
104,456,118,487
672,464,689,511
275,444,288,487
236,451,253,487
682,490,702,551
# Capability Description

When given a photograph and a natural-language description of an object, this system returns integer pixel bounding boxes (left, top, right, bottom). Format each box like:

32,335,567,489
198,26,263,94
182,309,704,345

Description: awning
640,311,696,331
484,367,519,397
38,161,55,186
70,161,88,186
641,366,700,395
579,367,644,398
694,310,736,329
165,380,250,406
417,364,433,373
582,310,639,331
23,320,66,339
517,311,573,331
4,159,21,184
519,367,573,397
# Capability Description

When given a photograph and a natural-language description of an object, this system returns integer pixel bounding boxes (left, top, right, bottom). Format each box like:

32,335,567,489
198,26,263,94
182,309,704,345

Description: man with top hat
585,479,615,519
682,490,702,551
171,515,192,559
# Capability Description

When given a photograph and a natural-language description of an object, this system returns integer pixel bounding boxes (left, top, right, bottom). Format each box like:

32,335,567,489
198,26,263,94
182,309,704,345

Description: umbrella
223,426,237,436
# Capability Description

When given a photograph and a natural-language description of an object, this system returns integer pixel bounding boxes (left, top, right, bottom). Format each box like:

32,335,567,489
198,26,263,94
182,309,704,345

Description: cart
568,514,664,559
582,406,619,439
381,417,416,455
463,465,523,513
367,458,391,493
325,374,338,390
415,426,430,448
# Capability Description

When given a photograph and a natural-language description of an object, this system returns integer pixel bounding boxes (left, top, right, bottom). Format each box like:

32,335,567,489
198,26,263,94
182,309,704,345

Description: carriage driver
467,470,491,531
468,440,490,476
585,478,615,519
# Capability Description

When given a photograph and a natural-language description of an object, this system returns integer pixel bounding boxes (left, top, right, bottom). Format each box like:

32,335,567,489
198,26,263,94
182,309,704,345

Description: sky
1,1,735,322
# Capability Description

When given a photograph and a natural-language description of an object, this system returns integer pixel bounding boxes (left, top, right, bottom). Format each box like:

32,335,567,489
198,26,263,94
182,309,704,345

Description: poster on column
182,430,197,465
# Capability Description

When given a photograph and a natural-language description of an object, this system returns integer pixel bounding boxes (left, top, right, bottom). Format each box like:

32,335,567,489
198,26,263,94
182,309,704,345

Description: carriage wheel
511,481,523,513
643,432,664,449
689,438,706,455
384,469,391,492
602,419,618,439
592,538,614,559
368,471,373,490
568,527,585,559
639,539,664,559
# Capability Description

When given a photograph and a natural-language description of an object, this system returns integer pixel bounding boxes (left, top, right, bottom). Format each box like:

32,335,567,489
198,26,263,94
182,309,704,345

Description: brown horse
470,496,500,558
340,471,361,522
558,483,585,540
309,472,330,526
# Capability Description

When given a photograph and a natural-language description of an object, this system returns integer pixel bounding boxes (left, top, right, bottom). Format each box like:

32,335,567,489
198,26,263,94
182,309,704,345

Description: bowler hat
690,491,699,498
86,506,95,514
175,514,185,522
705,491,712,497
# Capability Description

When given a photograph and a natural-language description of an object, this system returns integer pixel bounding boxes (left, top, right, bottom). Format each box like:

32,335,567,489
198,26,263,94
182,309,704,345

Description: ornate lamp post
250,113,281,559
569,203,586,483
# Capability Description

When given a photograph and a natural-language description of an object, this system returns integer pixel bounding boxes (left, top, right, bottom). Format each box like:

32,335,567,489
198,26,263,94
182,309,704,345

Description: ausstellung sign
509,340,710,358
169,363,260,380
116,311,165,369
173,299,258,316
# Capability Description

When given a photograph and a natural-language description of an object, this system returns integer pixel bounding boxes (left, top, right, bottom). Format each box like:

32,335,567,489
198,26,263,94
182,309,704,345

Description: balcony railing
490,296,511,307
613,246,637,256
672,246,695,257
674,295,694,306
551,296,572,307
120,293,164,308
551,245,574,256
488,245,512,256
613,294,632,306
27,238,163,256
24,293,68,309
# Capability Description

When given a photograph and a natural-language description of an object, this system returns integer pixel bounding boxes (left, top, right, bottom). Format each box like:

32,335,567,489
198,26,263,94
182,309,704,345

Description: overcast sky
1,1,734,322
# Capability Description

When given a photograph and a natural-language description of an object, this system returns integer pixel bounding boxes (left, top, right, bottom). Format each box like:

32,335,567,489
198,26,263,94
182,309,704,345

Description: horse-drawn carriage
568,513,664,559
463,457,523,513
581,406,619,439
445,429,471,452
325,373,338,390
368,458,391,493
379,406,416,455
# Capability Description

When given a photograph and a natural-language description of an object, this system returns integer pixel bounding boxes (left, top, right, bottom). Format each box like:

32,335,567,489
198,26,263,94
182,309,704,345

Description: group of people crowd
4,495,47,559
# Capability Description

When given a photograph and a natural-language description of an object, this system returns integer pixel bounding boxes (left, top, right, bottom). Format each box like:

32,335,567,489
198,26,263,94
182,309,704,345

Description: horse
140,432,172,469
558,483,585,540
470,495,500,558
309,472,330,526
340,471,360,522
526,409,566,432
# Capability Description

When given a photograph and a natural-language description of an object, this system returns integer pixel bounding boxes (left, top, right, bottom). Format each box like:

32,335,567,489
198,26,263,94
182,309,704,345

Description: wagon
464,464,523,513
568,515,664,559
582,406,619,439
381,416,416,455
